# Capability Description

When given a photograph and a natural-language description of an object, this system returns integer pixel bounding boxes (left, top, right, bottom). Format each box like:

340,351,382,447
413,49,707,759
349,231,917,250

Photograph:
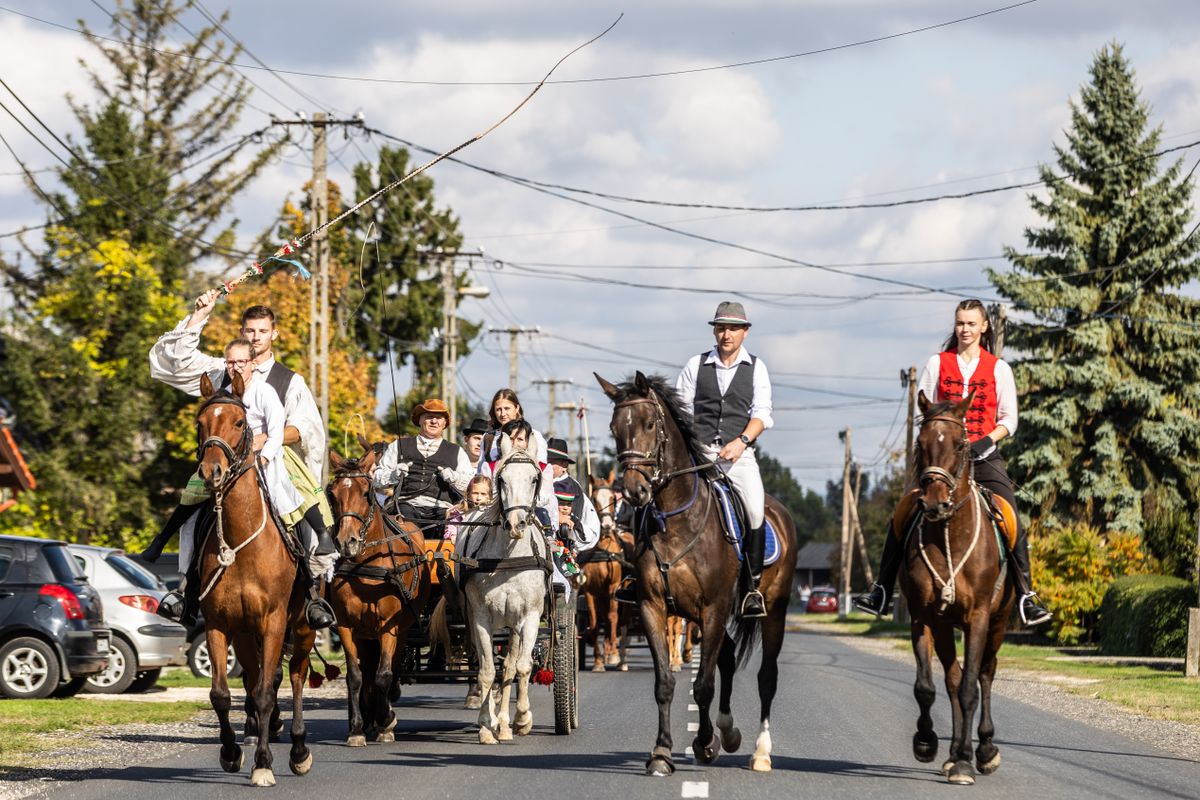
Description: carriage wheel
553,597,577,735
569,610,580,729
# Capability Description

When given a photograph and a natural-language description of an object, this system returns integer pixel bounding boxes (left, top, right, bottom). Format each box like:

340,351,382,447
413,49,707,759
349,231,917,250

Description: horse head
596,370,667,508
915,389,974,522
196,372,252,493
494,442,541,540
327,434,380,559
590,476,615,532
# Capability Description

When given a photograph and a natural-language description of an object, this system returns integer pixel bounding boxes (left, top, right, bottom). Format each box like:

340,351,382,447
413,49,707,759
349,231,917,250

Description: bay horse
580,477,634,672
194,373,313,786
597,372,797,775
324,440,431,747
902,390,1017,785
459,435,552,745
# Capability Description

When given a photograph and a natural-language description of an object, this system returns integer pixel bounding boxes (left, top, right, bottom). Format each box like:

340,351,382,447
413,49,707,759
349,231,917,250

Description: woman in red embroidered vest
854,300,1051,627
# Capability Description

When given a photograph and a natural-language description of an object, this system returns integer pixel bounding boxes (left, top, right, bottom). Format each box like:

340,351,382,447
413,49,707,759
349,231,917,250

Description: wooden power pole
894,365,918,624
489,327,540,389
535,379,574,436
838,428,853,619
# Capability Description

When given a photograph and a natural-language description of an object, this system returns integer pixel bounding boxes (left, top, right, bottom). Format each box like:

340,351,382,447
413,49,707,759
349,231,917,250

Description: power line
0,1,1037,88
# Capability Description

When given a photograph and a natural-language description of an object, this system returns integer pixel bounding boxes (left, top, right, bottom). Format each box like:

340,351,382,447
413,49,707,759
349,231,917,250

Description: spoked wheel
553,596,578,735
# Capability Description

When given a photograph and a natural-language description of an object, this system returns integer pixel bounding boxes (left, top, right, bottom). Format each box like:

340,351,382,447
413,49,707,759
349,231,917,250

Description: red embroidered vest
936,349,999,442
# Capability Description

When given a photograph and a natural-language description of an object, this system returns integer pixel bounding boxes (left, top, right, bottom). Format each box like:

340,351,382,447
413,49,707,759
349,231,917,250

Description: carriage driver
545,438,601,552
373,399,475,535
676,301,773,619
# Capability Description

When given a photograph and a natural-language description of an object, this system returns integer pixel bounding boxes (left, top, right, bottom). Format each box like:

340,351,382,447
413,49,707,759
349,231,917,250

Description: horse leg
495,626,519,741
585,591,604,672
910,623,940,764
341,631,368,747
605,586,621,667
948,614,989,785
235,632,261,747
288,626,316,775
931,624,963,774
690,606,727,766
668,617,682,672
640,598,676,776
681,621,694,664
748,600,787,772
715,634,742,753
470,611,499,744
207,627,243,773
975,615,1005,775
374,632,399,743
249,617,286,787
512,611,539,736
618,607,630,672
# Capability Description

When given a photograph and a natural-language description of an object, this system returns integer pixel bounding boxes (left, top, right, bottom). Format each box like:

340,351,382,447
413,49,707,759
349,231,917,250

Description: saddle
890,488,1017,550
709,480,781,567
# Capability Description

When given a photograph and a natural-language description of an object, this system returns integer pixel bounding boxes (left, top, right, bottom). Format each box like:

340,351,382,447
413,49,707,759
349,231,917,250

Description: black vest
692,352,756,446
221,359,294,406
394,437,463,505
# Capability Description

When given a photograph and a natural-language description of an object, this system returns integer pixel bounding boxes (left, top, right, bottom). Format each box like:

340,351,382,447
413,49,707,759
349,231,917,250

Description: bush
1031,526,1153,645
1099,575,1194,657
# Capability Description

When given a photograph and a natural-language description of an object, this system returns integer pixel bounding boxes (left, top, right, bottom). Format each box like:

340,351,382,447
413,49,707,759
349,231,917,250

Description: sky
1,0,1198,493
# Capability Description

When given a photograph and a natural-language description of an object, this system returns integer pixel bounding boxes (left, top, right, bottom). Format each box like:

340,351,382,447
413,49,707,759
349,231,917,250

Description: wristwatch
738,434,752,445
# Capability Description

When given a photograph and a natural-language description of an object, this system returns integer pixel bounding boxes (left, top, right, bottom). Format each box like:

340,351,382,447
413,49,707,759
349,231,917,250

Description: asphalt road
34,630,1200,800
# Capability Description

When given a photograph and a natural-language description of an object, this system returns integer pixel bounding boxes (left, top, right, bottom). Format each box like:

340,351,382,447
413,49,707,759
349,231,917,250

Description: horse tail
732,614,761,670
429,596,450,657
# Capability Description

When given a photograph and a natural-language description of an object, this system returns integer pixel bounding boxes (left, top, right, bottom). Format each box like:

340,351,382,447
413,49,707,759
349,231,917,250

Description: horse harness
460,451,553,579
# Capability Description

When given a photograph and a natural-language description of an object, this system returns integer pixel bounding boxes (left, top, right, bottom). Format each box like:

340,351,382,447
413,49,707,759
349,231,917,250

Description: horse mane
332,456,370,476
613,374,707,465
918,399,964,425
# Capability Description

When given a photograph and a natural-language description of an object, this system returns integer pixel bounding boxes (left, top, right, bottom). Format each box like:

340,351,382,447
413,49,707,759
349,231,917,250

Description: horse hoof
749,754,772,772
977,750,1001,774
243,735,258,748
619,663,629,672
606,654,621,666
271,721,285,741
249,768,275,787
480,728,498,745
646,756,675,777
346,735,367,747
948,762,976,785
692,733,721,764
720,726,742,753
376,731,395,743
671,663,681,673
497,726,513,741
941,760,954,775
289,752,313,776
912,731,939,763
592,663,606,672
220,748,244,773
464,696,482,710
515,716,533,736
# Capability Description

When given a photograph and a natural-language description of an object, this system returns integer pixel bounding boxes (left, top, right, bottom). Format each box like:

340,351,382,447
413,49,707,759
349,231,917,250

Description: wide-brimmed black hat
546,437,575,464
461,417,488,436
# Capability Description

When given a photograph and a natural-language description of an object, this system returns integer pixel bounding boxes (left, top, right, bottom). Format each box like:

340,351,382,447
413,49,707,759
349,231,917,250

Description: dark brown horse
325,440,431,747
581,476,634,671
902,390,1017,785
194,373,313,786
597,372,797,775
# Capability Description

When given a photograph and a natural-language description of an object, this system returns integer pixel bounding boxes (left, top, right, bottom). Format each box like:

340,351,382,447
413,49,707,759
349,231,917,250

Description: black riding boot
739,524,767,618
157,553,201,627
302,505,338,557
852,526,903,617
141,500,205,563
296,510,336,629
1008,530,1052,627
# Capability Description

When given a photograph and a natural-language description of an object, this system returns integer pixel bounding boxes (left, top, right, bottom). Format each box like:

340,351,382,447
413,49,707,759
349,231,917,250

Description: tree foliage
757,450,835,546
989,43,1200,534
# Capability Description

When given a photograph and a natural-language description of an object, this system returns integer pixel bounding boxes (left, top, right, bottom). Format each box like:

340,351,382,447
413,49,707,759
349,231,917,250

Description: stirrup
1019,592,1052,627
740,589,767,619
852,584,889,618
305,597,336,629
157,591,187,623
615,578,637,605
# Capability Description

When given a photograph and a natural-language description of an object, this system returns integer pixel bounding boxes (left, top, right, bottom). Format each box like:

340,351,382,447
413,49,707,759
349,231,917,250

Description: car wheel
84,636,137,694
127,668,163,694
51,677,88,698
0,637,62,699
188,637,240,678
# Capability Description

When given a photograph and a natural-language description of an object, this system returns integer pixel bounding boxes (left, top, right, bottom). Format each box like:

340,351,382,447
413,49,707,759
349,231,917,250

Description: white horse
459,436,551,745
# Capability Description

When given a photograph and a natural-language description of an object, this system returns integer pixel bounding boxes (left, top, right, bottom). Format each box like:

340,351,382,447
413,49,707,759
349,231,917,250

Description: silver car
67,544,187,693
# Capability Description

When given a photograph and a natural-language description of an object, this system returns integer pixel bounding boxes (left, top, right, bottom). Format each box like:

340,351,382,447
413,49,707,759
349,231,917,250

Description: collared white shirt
918,352,1018,458
148,312,326,478
373,435,475,506
675,346,774,430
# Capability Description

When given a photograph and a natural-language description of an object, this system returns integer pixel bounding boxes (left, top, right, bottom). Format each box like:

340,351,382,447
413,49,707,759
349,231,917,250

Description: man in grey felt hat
675,301,773,618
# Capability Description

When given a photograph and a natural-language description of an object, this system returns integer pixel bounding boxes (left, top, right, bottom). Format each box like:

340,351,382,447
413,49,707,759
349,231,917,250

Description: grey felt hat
708,301,751,327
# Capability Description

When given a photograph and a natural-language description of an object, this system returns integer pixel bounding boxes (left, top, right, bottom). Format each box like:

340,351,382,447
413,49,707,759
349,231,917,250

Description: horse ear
230,370,246,398
329,449,345,470
594,373,620,401
954,389,976,418
917,389,931,415
357,433,371,453
499,432,513,458
200,373,215,399
634,371,650,393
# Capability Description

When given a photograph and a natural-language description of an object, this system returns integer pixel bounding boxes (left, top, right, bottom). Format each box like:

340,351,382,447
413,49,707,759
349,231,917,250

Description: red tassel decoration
325,664,342,680
532,669,555,686
308,672,325,689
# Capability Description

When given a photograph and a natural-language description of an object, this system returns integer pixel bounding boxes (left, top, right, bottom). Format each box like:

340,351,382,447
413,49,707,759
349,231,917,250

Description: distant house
794,541,837,589
0,426,36,513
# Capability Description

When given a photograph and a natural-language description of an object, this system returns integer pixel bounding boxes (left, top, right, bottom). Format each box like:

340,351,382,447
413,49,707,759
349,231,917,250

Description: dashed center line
681,781,709,798
688,703,699,711
687,721,700,731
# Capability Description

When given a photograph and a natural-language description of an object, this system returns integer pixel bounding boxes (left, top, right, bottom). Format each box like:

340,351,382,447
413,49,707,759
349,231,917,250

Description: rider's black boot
141,501,204,563
853,525,903,617
1009,530,1051,627
615,575,637,605
302,505,338,556
158,560,201,627
739,524,767,619
295,513,337,630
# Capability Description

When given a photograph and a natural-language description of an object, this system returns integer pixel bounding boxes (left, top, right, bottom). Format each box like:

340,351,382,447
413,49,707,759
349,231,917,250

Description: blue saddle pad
712,482,780,567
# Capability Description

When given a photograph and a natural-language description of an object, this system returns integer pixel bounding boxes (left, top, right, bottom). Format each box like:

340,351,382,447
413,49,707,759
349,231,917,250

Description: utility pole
535,379,574,436
896,365,918,624
850,464,874,586
554,402,580,479
989,302,1007,358
431,249,488,439
489,327,540,388
838,428,853,619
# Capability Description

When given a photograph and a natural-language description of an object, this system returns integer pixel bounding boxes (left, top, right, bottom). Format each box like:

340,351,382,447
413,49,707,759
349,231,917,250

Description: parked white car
67,545,187,693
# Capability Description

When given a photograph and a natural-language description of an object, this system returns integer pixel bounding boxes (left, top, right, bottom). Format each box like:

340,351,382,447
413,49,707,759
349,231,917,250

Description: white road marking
687,722,699,731
685,746,694,756
688,703,698,711
681,781,709,798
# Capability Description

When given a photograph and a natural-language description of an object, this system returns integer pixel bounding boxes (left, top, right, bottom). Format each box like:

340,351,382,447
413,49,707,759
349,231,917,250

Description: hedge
1098,575,1194,657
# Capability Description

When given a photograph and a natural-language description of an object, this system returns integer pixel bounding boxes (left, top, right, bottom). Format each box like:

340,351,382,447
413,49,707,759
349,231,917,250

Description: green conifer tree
989,43,1200,534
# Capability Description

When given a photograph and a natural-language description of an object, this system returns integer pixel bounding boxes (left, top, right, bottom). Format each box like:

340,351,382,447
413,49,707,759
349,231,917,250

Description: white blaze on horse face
342,478,352,489
937,432,944,442
212,407,222,417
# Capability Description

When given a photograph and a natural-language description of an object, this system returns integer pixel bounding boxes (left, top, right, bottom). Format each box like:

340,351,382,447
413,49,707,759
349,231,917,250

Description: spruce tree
989,43,1200,534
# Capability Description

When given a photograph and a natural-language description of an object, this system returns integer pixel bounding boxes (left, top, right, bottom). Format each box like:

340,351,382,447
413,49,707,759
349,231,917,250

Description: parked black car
0,535,111,698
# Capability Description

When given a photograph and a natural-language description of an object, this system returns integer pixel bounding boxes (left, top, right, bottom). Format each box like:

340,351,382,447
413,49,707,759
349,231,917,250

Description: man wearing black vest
675,301,773,619
373,398,474,535
546,438,600,552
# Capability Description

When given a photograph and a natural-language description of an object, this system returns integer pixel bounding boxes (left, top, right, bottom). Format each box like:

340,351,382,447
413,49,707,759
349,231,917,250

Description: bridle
328,471,377,558
917,414,975,521
196,395,255,494
614,397,713,490
495,450,543,533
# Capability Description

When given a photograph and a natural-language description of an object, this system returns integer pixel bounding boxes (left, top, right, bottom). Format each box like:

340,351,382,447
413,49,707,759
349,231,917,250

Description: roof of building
795,541,838,571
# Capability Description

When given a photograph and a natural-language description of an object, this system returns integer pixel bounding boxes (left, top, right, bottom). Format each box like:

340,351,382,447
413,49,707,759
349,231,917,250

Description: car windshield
44,544,87,583
106,554,164,591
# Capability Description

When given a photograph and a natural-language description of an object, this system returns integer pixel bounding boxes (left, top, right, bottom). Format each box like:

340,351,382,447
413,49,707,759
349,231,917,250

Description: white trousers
701,443,765,528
